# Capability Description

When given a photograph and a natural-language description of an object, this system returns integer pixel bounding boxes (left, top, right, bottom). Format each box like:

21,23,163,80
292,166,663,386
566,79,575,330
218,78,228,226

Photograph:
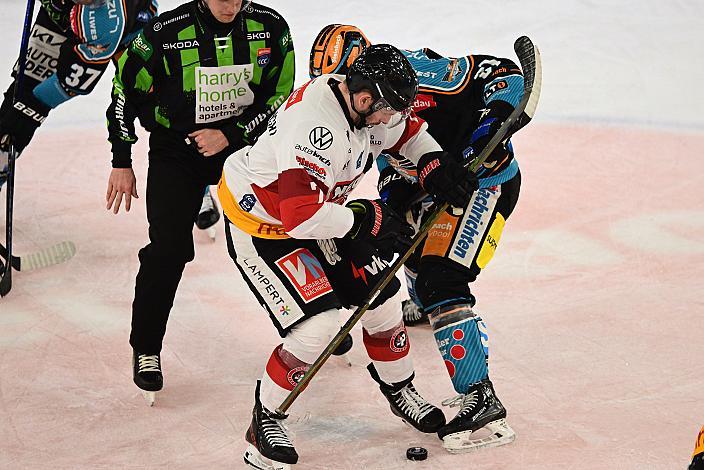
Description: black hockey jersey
378,48,524,188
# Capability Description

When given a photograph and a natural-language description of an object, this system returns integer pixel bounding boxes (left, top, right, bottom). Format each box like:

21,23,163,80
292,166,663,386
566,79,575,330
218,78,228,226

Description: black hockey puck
406,446,428,461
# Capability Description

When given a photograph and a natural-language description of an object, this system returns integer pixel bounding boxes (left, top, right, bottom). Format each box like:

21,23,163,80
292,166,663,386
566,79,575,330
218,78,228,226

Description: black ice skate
438,378,515,452
196,188,220,239
367,363,445,433
402,299,428,326
132,351,163,407
244,381,298,470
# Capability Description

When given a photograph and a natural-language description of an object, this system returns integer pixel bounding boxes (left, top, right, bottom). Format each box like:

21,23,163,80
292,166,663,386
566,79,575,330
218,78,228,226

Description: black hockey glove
0,88,49,155
377,165,419,215
463,101,515,167
417,151,478,209
345,199,414,256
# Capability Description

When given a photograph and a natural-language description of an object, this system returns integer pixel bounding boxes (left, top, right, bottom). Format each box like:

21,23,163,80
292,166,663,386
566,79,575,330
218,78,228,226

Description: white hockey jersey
218,75,441,240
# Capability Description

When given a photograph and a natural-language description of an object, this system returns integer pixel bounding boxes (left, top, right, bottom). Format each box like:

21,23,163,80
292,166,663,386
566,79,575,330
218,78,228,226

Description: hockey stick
0,0,37,297
276,36,542,415
0,241,76,272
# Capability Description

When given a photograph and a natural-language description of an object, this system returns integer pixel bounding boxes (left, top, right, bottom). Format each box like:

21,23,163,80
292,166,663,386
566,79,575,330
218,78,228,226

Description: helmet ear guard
309,24,371,78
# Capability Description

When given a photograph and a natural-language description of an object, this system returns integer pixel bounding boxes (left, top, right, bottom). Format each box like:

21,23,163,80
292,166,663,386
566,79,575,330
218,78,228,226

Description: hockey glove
462,101,515,167
417,151,478,209
0,86,49,155
345,199,414,256
377,165,419,215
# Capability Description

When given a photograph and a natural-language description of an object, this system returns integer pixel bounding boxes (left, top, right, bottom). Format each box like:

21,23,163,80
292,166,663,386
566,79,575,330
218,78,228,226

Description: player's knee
363,296,402,334
283,309,339,364
415,259,474,310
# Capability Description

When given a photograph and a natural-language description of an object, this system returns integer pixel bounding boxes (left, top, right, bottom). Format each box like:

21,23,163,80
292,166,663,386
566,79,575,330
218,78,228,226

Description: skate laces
262,411,295,449
137,355,161,373
395,384,436,421
442,389,479,416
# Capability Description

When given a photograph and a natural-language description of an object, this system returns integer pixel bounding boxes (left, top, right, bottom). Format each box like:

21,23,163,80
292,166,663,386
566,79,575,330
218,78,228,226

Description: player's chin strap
349,92,374,129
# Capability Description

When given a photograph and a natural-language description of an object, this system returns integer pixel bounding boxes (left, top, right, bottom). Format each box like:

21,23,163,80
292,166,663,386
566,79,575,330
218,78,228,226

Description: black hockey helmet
346,44,418,115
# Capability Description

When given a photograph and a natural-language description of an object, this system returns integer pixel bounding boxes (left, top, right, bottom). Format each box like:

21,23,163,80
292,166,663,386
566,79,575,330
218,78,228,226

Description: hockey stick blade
276,37,543,415
0,241,76,273
510,36,542,134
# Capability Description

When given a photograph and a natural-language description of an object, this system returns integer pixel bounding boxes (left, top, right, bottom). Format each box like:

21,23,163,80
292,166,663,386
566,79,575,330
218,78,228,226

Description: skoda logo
309,126,333,151
153,22,162,31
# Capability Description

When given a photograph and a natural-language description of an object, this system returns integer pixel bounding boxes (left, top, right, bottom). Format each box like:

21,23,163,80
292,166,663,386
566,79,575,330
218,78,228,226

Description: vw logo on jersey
309,126,333,151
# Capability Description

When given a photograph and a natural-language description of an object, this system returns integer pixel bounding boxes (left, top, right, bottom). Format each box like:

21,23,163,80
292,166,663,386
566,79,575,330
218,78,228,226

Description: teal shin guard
430,304,489,394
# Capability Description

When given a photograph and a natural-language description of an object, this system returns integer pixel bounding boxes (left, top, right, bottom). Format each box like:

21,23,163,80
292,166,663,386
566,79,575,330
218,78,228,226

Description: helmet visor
369,83,412,129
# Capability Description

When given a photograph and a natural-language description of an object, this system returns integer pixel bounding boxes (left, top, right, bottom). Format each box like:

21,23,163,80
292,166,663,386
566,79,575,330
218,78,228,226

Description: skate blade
338,353,352,367
442,418,516,453
141,390,156,407
244,444,291,470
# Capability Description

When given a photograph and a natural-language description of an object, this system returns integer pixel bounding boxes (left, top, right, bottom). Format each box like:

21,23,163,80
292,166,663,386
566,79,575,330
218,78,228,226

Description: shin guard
429,304,489,394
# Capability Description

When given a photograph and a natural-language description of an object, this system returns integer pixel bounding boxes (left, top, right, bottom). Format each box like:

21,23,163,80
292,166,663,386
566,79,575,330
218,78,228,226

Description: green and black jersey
107,1,295,167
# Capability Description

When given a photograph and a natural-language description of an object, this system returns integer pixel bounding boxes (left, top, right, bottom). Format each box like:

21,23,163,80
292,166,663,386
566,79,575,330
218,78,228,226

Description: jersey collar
328,78,356,131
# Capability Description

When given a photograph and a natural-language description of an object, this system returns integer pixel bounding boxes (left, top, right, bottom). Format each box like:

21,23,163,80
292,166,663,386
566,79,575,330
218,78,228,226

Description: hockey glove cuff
0,102,48,155
417,151,478,209
345,199,414,256
377,165,419,215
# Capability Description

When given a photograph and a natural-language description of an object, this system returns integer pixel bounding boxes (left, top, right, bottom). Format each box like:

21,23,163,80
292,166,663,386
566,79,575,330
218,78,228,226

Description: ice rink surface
1,0,703,468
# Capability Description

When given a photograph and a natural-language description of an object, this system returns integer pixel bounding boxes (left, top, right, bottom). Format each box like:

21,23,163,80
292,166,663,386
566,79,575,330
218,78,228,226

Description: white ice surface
0,1,703,469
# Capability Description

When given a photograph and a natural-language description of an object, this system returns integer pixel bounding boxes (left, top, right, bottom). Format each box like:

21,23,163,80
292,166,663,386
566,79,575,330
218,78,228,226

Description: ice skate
196,187,220,239
438,378,515,452
244,381,298,469
402,299,428,326
132,352,163,407
367,363,445,433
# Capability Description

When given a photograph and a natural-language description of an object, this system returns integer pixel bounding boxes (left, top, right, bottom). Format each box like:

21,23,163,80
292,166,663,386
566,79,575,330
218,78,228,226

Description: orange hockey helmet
309,24,371,78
